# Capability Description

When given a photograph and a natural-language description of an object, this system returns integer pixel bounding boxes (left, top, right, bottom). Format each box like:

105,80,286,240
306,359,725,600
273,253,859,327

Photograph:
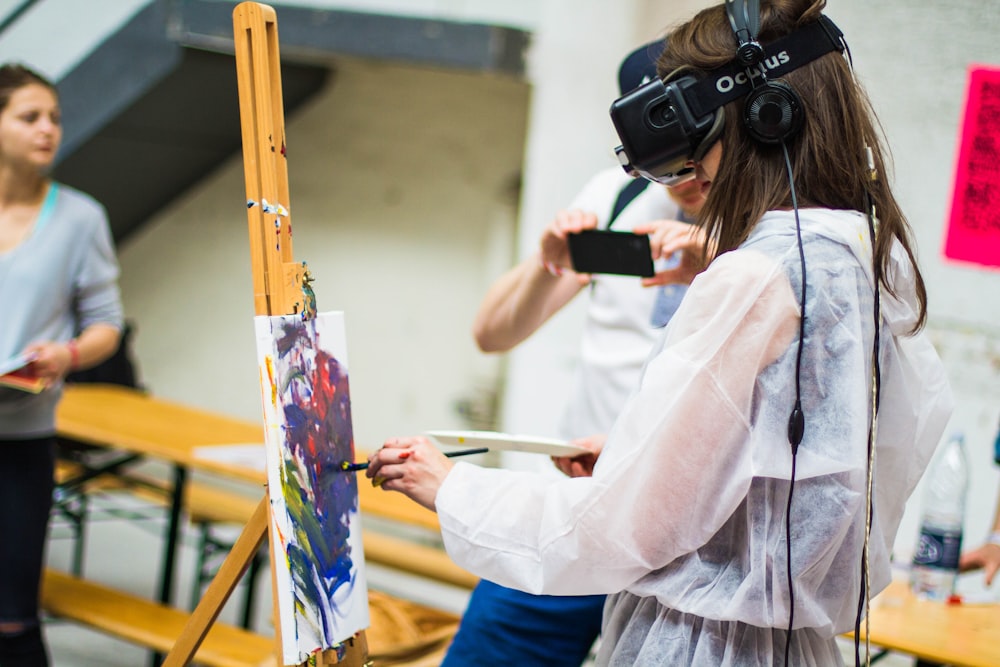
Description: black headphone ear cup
743,80,803,144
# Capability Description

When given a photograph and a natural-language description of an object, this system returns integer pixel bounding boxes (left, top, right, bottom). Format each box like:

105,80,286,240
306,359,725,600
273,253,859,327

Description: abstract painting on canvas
255,310,369,664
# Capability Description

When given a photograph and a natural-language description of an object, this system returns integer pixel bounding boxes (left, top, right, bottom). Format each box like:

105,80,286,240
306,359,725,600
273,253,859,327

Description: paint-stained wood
234,1,304,318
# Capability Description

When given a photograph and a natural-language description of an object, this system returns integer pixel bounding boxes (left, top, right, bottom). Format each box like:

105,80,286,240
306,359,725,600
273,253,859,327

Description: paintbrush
340,447,489,472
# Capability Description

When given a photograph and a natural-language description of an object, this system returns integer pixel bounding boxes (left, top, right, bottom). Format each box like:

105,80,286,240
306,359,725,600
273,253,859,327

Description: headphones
609,7,845,184
725,0,804,144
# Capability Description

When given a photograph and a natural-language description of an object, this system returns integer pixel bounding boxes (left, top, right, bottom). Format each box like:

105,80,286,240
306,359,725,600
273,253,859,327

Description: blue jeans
441,580,604,666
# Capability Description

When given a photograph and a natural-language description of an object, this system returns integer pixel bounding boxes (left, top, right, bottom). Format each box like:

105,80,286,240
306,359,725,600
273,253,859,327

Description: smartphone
568,230,654,277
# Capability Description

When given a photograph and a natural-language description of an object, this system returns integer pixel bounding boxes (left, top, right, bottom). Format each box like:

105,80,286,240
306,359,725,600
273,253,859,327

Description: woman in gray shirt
0,63,122,667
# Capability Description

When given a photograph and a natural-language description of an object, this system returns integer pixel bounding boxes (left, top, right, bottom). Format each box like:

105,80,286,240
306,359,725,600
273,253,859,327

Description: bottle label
913,526,963,570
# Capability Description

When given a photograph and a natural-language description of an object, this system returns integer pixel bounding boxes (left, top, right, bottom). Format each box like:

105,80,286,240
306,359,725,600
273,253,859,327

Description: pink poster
943,65,1000,269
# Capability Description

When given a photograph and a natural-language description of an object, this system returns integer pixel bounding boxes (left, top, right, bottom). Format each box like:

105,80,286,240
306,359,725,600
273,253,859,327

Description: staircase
0,0,527,243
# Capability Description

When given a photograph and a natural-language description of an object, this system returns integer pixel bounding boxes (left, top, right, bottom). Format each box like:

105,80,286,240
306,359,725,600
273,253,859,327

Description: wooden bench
41,568,459,667
50,455,474,662
41,569,275,667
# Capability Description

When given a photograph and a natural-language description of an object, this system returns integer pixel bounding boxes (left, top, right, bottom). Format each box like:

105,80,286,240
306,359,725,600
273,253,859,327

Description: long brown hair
0,63,56,113
658,0,927,330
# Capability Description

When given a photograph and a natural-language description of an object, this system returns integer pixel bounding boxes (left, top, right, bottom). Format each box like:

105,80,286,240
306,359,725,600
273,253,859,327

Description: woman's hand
539,209,599,283
551,434,605,478
633,219,712,288
22,341,73,387
365,436,454,511
959,542,1000,586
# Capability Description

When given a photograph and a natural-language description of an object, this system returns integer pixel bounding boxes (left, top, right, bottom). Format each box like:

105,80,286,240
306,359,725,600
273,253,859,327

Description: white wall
118,57,528,449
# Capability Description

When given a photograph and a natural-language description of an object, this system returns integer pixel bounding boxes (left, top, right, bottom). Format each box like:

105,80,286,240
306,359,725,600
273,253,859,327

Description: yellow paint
265,356,277,405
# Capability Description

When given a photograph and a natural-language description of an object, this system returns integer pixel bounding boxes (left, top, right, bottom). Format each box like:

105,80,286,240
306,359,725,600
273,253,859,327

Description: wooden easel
164,3,368,665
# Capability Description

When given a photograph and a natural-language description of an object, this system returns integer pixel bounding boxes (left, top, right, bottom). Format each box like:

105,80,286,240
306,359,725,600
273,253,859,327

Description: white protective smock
436,208,953,666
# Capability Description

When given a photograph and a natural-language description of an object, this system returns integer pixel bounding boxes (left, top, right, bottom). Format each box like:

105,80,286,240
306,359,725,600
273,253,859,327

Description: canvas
255,310,370,664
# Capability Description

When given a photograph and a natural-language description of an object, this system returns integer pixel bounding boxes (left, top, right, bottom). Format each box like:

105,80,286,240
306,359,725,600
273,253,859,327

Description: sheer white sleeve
435,249,800,595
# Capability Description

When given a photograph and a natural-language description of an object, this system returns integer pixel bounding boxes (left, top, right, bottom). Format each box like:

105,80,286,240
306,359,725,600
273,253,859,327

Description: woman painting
364,2,952,664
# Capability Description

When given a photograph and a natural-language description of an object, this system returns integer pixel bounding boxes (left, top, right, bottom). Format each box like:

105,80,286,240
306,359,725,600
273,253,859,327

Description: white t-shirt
557,168,684,440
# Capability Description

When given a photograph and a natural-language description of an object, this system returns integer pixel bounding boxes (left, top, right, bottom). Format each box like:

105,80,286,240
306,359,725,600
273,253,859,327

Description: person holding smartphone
440,43,711,667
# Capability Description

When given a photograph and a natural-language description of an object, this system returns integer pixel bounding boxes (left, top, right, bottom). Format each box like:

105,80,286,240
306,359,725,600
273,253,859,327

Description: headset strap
685,15,845,118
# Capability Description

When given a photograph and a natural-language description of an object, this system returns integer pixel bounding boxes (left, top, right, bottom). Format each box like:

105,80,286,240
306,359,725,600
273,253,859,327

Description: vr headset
610,15,846,185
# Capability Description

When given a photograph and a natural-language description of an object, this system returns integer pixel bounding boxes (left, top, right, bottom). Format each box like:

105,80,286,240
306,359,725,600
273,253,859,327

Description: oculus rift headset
610,1,847,185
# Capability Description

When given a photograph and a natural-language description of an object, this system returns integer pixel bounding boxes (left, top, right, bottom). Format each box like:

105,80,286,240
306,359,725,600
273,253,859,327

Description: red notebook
0,353,46,393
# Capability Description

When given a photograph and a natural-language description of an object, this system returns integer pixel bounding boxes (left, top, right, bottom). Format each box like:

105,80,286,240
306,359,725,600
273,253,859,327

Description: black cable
784,446,799,665
854,559,867,667
780,140,805,667
854,186,883,667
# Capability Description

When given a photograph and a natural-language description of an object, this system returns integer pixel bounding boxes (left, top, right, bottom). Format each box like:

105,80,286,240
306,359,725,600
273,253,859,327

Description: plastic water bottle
910,433,969,600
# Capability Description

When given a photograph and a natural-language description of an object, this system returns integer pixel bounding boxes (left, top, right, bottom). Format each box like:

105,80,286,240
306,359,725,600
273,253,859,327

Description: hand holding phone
567,230,654,277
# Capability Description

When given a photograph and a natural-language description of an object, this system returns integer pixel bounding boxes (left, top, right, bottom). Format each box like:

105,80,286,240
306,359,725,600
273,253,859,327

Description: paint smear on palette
255,311,369,664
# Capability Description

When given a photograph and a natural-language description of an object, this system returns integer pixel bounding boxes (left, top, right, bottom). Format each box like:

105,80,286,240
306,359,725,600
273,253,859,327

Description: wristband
66,339,80,371
988,531,1000,547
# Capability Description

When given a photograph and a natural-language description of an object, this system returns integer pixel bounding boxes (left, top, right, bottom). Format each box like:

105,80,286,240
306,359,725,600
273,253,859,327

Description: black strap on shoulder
608,178,651,229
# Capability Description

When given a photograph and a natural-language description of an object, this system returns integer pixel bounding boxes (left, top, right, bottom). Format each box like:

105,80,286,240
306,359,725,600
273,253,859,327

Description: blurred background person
0,63,122,667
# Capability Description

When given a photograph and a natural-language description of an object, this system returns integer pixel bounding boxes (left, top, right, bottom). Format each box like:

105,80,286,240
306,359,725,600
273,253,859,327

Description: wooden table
854,579,1000,667
55,383,266,608
57,383,264,480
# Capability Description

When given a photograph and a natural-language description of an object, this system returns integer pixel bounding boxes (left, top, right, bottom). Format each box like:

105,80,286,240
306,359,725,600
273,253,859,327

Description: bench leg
190,523,212,611
51,489,89,576
69,494,88,576
240,549,266,630
190,521,268,631
158,464,187,606
150,464,188,667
